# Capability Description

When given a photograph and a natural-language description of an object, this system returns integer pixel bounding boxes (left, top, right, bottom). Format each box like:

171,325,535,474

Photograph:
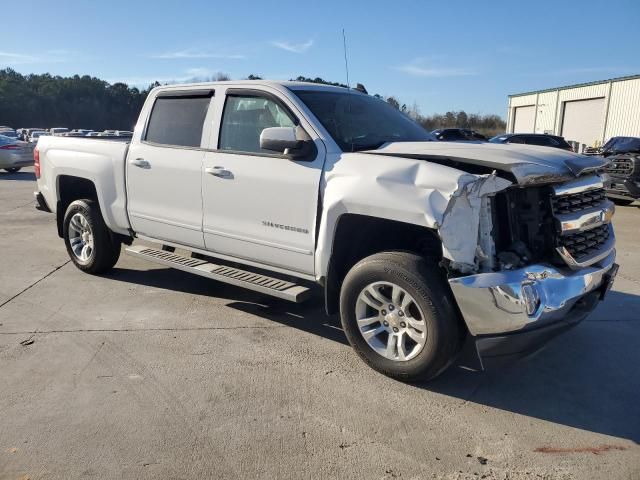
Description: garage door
512,105,536,133
561,98,605,147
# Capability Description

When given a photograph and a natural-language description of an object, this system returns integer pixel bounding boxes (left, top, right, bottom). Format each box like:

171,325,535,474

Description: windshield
293,90,435,151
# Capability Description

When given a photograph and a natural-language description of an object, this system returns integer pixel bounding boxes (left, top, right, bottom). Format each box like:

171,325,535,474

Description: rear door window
145,93,212,148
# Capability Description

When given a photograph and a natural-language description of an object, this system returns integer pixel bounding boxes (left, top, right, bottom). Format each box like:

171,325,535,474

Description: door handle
131,158,150,168
205,166,233,178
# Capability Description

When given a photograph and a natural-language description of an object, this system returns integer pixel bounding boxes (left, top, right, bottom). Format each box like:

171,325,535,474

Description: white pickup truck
34,80,618,381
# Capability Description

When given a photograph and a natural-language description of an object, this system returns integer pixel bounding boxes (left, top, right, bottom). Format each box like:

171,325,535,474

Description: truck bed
36,135,132,235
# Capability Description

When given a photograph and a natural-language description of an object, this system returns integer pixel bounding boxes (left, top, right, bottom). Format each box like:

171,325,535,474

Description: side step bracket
125,245,311,302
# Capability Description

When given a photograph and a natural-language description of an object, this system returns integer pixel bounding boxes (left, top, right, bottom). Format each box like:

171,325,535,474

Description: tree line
0,68,505,136
0,69,156,130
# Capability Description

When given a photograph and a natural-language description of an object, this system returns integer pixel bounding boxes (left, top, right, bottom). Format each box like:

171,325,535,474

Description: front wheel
63,199,121,274
4,167,21,173
339,252,462,382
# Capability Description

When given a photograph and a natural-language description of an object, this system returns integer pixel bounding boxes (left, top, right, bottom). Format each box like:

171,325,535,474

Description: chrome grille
604,157,634,177
551,188,606,214
604,158,633,177
560,224,611,261
550,175,615,268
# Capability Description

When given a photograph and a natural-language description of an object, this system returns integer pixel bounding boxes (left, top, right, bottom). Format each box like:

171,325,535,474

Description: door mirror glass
260,127,301,153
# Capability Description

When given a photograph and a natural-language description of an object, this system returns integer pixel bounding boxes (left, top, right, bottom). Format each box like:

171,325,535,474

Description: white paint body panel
200,84,326,275
35,137,131,235
127,142,206,248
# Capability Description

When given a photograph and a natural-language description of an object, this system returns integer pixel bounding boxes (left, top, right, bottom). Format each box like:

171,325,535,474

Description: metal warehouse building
507,75,640,151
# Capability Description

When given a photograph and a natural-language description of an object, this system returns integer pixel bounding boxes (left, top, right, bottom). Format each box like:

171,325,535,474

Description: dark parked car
601,137,640,206
431,128,488,141
489,133,573,151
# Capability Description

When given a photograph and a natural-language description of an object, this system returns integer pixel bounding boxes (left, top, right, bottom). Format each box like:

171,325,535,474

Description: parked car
15,128,27,140
0,134,33,172
34,80,617,382
601,137,640,206
0,129,19,139
64,132,91,137
115,130,133,137
431,128,487,141
86,132,101,137
28,131,47,143
25,128,46,140
489,133,573,151
49,127,69,136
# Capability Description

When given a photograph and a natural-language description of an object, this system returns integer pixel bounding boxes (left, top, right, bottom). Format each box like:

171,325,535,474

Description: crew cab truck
34,81,618,381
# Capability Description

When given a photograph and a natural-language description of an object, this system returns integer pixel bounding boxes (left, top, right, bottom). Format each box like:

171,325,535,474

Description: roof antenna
342,28,355,152
342,28,350,89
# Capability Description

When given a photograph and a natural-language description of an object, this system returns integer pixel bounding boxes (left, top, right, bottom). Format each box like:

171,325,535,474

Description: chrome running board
125,245,311,302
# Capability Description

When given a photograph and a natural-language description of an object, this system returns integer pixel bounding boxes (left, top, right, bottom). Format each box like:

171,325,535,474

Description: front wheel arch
324,214,443,315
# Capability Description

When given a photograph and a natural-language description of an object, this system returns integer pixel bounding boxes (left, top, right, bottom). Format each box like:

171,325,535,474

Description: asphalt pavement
1,168,638,480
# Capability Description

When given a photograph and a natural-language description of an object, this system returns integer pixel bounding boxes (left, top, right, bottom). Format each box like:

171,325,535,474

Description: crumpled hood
365,141,609,185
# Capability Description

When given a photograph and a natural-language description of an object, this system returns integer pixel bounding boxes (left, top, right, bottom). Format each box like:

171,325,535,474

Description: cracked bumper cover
449,251,617,364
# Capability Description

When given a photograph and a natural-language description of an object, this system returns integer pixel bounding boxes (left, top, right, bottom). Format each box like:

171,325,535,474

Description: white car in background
28,131,48,143
0,134,33,172
50,127,69,136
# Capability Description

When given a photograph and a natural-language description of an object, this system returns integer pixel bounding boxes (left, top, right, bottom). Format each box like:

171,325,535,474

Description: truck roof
154,79,351,93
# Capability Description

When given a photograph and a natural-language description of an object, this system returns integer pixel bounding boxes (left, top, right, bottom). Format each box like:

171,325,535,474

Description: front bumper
449,251,617,367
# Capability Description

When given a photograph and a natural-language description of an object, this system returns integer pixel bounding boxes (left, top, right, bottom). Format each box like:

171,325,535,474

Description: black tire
611,198,635,206
339,251,462,382
4,167,21,173
63,199,121,274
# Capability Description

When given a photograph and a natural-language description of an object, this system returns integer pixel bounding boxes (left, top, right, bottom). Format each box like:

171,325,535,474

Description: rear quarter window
144,95,212,148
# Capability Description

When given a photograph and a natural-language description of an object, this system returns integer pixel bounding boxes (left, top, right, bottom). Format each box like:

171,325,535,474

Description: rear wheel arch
55,175,100,238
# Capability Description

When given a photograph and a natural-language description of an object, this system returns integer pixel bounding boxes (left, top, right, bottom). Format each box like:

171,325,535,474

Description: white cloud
151,49,245,60
108,68,230,87
270,39,313,53
0,50,77,65
395,58,477,78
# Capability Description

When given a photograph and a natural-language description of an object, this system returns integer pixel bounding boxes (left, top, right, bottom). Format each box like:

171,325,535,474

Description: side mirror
260,127,302,153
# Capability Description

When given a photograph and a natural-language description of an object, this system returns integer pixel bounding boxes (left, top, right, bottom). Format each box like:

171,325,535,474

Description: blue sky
2,0,638,118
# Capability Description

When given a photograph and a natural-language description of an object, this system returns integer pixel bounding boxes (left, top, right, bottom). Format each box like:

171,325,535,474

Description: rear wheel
4,167,21,173
339,252,462,382
63,199,121,273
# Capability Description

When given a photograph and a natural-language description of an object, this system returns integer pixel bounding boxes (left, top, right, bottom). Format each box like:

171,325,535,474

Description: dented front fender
315,152,511,279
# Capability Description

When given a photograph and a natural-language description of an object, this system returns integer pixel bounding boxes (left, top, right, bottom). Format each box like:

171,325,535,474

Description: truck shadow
105,266,640,443
231,291,640,444
0,170,35,181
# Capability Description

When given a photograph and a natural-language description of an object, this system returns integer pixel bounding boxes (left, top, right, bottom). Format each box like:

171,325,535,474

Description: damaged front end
438,172,618,368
